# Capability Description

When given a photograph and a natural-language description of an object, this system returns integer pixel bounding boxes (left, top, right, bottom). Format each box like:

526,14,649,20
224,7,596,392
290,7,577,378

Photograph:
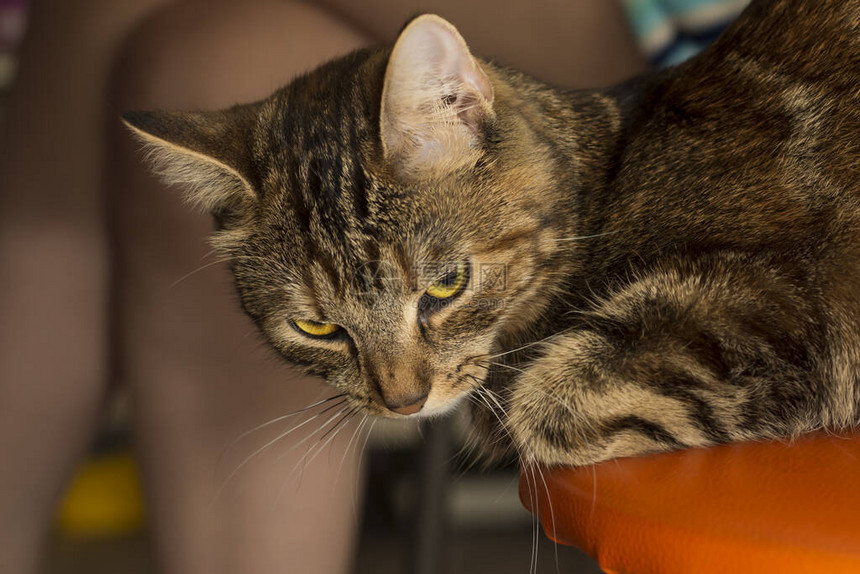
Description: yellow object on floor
56,450,146,537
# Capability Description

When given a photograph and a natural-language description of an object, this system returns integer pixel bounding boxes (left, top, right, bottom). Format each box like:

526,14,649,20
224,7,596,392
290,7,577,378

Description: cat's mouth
368,368,486,419
413,386,473,418
371,389,471,419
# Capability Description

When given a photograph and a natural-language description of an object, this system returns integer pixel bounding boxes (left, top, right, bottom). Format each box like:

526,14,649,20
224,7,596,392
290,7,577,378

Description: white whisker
551,230,620,242
169,254,275,289
212,402,347,506
277,409,357,506
216,394,346,477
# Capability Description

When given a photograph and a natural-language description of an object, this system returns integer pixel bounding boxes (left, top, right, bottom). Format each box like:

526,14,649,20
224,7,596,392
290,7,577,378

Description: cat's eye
292,319,341,338
425,262,469,301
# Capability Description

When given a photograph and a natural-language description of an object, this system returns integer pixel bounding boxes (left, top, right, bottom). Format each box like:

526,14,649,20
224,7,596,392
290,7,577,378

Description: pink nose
387,394,428,416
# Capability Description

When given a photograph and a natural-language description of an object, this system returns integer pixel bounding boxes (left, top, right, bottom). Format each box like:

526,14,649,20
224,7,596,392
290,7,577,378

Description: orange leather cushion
520,431,860,573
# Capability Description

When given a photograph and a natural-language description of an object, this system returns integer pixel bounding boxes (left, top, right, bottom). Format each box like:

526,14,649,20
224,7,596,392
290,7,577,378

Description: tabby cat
124,0,860,467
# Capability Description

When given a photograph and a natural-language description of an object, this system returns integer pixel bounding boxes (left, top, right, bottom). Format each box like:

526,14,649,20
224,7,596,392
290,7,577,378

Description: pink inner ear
401,16,493,106
381,14,495,172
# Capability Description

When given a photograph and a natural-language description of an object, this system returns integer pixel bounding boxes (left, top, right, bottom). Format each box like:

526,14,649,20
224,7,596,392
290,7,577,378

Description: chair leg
411,417,452,574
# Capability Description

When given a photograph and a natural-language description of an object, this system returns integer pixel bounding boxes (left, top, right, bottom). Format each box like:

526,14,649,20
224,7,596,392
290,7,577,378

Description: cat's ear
122,104,259,212
380,14,495,177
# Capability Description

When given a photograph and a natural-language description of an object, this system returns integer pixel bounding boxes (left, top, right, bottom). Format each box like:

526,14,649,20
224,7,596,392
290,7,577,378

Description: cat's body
125,0,860,467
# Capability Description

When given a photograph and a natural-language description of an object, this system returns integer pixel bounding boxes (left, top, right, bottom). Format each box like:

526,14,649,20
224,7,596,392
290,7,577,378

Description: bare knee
112,0,373,111
109,0,374,277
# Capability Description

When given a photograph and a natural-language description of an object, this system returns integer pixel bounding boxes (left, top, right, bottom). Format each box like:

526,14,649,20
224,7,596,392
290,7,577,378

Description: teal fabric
622,0,750,67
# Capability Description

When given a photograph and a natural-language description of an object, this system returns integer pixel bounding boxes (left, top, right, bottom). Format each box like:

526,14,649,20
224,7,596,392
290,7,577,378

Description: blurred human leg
319,0,647,88
0,1,173,572
110,2,371,573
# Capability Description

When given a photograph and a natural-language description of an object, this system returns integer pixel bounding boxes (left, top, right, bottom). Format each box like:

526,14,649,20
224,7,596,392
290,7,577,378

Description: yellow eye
293,319,340,337
425,262,469,300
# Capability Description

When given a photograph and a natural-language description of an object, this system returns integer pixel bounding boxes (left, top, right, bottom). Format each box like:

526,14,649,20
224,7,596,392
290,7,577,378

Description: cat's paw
504,330,690,467
506,364,608,467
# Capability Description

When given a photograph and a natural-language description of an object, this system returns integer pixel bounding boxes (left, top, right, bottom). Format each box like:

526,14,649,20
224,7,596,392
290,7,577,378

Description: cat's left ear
122,104,260,212
381,14,495,177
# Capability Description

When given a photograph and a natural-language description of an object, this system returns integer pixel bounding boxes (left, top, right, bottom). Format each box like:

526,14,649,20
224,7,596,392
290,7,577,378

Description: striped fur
125,1,860,467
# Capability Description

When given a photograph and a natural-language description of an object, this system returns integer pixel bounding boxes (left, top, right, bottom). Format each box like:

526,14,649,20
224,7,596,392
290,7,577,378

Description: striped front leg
506,264,820,466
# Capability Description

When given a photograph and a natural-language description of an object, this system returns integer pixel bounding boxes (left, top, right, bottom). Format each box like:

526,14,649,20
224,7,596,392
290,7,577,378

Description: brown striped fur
124,1,860,466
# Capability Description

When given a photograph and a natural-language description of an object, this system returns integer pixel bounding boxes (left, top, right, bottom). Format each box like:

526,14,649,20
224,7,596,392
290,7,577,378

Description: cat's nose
386,392,428,416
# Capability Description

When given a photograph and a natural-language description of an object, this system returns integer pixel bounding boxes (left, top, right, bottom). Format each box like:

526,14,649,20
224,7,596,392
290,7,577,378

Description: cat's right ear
122,104,259,212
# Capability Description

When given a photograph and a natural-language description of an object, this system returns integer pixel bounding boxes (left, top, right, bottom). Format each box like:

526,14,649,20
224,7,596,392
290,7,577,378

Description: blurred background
46,412,607,574
0,1,747,573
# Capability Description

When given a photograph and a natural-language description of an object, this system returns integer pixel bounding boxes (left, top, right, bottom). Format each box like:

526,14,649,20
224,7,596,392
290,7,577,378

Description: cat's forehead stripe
262,50,455,301
270,87,381,297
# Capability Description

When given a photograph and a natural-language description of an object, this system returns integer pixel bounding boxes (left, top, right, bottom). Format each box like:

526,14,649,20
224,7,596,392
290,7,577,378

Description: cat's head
124,15,569,418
